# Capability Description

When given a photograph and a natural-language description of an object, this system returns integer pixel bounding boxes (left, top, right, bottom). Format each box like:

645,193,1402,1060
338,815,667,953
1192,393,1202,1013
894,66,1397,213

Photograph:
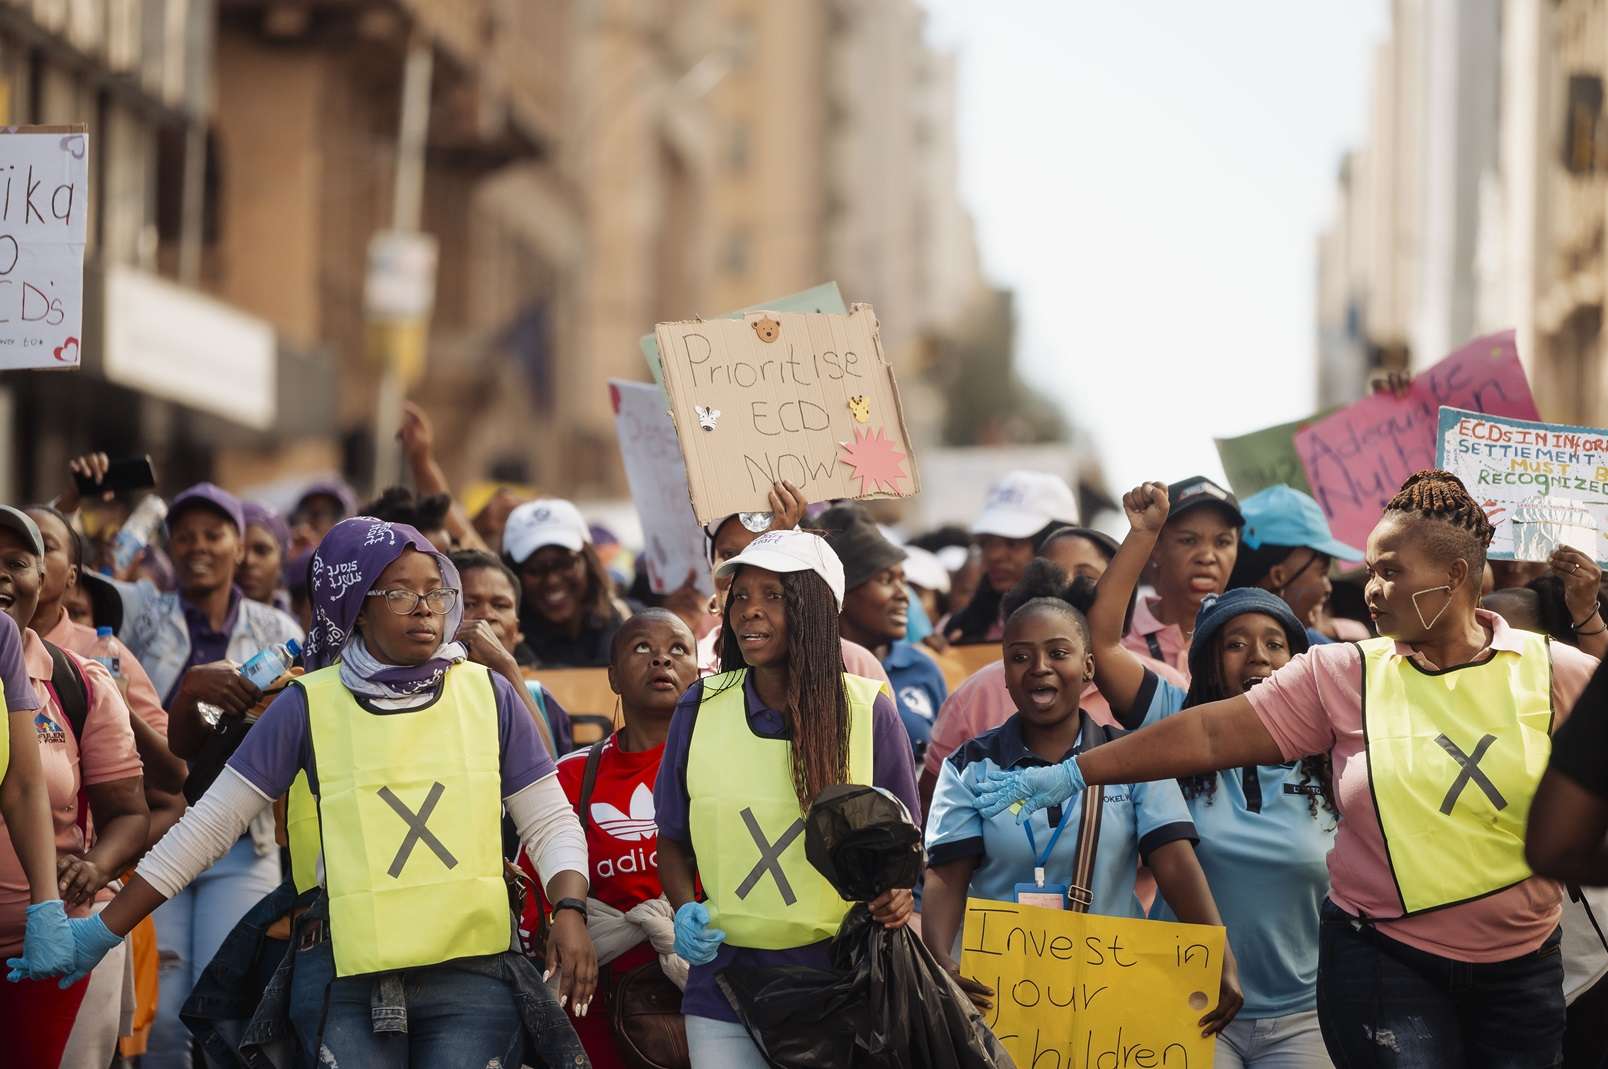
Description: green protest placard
1214,411,1333,497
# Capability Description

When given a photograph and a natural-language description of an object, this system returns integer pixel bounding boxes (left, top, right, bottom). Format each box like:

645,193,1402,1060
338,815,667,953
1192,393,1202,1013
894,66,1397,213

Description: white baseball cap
503,498,590,564
971,470,1080,540
901,545,951,595
714,529,847,609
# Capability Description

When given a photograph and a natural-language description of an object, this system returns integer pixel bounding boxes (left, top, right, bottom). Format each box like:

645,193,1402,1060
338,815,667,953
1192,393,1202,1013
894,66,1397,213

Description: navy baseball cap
1166,476,1244,527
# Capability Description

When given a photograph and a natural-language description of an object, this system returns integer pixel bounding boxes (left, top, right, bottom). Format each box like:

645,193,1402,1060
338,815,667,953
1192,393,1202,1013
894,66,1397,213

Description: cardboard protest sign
656,304,920,525
641,282,847,385
610,380,713,597
1294,331,1539,551
1214,410,1334,497
961,899,1224,1069
1437,406,1608,564
527,668,621,748
0,126,87,370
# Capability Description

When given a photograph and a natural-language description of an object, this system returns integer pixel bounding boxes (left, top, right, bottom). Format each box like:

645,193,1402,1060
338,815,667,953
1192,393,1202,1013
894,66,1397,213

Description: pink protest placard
1294,331,1539,552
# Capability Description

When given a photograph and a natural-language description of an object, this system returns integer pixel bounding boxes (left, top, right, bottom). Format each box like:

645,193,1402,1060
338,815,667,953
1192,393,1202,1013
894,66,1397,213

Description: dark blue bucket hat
1186,588,1311,696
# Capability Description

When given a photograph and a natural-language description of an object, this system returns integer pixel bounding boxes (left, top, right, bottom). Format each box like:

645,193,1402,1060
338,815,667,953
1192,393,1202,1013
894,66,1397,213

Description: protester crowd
0,382,1606,1069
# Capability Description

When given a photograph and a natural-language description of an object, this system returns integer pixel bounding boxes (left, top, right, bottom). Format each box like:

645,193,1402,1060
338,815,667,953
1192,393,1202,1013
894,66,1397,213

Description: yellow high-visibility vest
300,662,509,977
687,670,881,949
1361,632,1553,916
285,772,319,895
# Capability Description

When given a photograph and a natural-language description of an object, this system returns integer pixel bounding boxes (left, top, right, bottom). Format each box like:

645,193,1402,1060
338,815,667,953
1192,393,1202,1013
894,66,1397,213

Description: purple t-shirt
164,586,245,705
0,614,39,712
654,672,921,1023
227,666,556,799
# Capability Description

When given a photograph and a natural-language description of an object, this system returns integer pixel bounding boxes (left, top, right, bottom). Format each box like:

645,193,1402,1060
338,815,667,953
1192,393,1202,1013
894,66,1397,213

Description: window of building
1563,74,1603,176
155,123,221,245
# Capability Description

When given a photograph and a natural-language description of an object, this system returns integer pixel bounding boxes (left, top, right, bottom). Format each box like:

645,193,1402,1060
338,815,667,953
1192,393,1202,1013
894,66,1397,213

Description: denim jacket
119,581,304,703
121,580,303,853
183,884,589,1068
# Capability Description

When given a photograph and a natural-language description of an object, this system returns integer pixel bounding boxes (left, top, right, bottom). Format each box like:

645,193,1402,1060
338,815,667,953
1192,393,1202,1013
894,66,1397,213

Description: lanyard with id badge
1015,805,1074,910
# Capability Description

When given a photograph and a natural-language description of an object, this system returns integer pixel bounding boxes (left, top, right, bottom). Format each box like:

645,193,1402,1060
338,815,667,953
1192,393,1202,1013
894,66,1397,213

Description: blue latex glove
673,901,726,966
5,899,73,982
974,756,1086,823
55,915,123,989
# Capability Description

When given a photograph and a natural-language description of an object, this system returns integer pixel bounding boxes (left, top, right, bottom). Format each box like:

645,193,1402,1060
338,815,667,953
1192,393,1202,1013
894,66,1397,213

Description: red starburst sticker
838,426,909,495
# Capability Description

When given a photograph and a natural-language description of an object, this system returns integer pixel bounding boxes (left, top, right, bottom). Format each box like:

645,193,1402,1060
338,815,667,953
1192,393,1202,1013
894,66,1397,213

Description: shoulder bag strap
40,639,91,834
577,739,608,838
1067,717,1108,914
42,639,90,742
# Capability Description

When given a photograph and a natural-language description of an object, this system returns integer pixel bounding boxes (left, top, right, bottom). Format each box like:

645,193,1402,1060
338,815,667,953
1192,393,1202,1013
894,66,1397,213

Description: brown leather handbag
607,959,690,1069
579,743,691,1069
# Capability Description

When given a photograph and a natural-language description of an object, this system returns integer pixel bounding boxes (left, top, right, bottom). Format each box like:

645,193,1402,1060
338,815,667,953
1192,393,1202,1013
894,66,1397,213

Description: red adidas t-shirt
554,736,667,913
516,737,671,1068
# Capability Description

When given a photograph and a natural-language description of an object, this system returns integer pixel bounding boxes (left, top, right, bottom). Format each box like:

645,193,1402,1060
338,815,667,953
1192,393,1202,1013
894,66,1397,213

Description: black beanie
815,503,907,593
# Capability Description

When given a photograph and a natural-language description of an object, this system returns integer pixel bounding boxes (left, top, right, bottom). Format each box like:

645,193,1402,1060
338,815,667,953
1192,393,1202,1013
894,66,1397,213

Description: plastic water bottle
111,496,168,573
239,638,301,691
91,626,121,679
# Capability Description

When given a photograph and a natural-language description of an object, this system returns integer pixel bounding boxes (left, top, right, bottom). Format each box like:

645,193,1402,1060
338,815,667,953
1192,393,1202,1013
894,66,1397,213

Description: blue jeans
146,836,282,1069
1217,1009,1333,1068
316,965,523,1068
686,1015,771,1069
1317,899,1565,1068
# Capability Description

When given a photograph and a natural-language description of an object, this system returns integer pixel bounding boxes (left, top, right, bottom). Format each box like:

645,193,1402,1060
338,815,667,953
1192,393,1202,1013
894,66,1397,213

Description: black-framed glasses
366,588,458,616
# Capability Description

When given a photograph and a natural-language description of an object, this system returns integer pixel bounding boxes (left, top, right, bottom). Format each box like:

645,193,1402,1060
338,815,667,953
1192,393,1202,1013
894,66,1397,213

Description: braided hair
1178,626,1337,820
718,567,851,813
1381,470,1495,573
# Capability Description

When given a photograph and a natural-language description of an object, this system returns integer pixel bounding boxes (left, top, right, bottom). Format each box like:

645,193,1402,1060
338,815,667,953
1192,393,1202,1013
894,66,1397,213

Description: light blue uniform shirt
1134,671,1336,1018
925,712,1197,919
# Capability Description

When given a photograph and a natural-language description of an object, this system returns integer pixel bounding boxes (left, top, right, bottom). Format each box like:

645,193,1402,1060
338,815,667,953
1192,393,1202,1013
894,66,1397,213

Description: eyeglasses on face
365,587,459,615
521,552,583,581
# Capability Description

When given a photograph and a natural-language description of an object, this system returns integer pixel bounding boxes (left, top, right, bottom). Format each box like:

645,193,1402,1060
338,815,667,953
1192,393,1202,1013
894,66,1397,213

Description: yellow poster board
960,898,1224,1069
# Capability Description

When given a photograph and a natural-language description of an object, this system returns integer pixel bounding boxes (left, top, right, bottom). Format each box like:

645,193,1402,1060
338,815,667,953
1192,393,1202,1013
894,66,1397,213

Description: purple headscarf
242,501,291,557
303,516,464,694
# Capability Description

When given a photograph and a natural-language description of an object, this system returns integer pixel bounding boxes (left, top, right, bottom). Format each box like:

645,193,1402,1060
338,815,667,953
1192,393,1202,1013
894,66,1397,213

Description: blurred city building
0,0,1050,505
1318,0,1608,427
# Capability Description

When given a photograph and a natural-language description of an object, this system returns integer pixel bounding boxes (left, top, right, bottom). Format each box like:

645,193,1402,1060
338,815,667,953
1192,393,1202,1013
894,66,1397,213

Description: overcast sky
921,1,1389,493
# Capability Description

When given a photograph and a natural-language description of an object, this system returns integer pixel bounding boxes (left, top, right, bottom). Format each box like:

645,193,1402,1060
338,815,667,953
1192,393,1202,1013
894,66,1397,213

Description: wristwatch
552,897,588,921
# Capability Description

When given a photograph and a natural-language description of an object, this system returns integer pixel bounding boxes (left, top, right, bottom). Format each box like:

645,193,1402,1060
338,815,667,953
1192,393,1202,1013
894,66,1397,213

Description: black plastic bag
804,784,925,901
717,785,1015,1069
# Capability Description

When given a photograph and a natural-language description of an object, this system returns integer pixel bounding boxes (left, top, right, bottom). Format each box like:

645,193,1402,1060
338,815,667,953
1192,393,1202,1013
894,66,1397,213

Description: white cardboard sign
0,125,87,370
611,379,714,596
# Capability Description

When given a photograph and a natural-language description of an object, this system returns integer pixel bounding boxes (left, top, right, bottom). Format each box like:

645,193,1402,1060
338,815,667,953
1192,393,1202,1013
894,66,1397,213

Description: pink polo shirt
922,655,1189,777
44,608,169,738
0,629,142,957
1123,596,1192,680
1246,609,1598,963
